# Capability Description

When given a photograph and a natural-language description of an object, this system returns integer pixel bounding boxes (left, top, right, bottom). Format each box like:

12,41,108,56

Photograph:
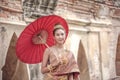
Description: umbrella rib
31,23,37,33
30,46,37,63
26,24,35,34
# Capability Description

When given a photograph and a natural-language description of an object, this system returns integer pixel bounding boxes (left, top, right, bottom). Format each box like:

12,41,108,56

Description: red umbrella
16,15,69,64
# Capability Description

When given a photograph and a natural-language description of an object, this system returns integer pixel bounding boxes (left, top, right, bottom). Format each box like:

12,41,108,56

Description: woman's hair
53,24,65,36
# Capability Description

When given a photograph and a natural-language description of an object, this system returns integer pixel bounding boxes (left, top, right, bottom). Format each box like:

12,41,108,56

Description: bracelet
47,65,54,72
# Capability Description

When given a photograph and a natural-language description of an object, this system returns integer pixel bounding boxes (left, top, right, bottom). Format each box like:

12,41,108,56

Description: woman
41,25,80,80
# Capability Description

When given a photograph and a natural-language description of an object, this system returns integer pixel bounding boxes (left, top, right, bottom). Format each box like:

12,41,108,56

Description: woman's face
54,29,66,44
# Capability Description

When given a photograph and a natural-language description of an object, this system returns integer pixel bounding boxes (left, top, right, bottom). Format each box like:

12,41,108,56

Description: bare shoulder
65,49,71,52
48,46,56,51
44,47,54,55
44,48,51,55
65,49,73,55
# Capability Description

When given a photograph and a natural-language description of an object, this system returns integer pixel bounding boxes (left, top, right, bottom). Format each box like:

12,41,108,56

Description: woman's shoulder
45,45,54,50
44,46,55,54
65,49,73,54
64,48,70,52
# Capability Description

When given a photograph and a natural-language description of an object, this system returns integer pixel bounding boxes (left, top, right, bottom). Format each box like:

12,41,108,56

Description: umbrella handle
38,36,49,48
38,36,60,61
38,36,61,62
45,43,49,48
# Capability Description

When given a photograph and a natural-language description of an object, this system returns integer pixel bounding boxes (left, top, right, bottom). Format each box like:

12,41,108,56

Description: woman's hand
51,60,61,69
50,56,68,71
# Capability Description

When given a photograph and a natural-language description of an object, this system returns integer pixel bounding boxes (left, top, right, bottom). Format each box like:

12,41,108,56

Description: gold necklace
55,46,65,56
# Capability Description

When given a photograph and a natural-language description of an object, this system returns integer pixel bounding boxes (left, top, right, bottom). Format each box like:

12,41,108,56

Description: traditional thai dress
43,47,80,80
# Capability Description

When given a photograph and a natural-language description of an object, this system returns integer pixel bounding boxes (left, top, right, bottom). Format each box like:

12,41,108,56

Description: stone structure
0,0,120,80
1,33,29,80
77,41,90,80
0,0,23,22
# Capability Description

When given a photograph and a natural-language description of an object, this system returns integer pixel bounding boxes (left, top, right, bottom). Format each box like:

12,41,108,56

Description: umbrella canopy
16,15,69,64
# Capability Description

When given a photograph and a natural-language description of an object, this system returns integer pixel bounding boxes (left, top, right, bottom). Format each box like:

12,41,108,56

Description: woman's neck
55,44,64,49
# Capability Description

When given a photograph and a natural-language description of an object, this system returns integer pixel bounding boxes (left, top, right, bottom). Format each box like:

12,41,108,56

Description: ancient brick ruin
0,0,120,80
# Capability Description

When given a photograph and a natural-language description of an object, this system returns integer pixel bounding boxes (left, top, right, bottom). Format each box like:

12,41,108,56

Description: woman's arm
41,48,50,74
41,48,61,74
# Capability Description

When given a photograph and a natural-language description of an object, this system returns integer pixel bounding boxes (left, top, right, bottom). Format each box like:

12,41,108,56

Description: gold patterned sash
58,75,67,80
43,73,68,80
